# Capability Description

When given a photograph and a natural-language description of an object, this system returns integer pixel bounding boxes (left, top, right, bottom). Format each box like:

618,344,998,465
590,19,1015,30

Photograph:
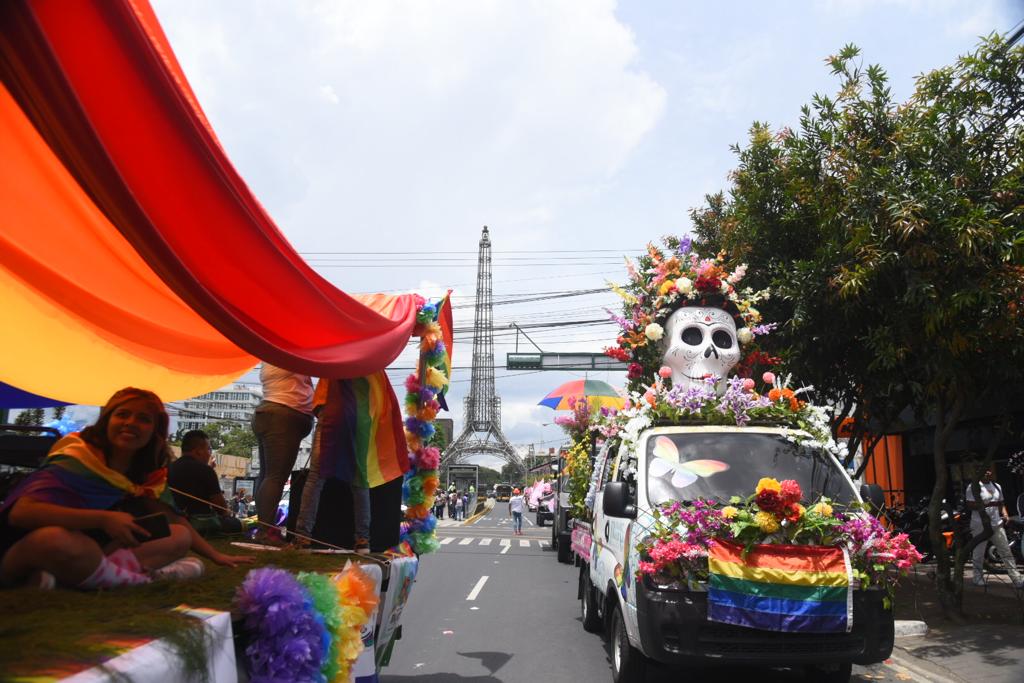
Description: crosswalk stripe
458,537,474,545
519,539,530,547
440,537,454,545
499,539,511,546
479,538,492,546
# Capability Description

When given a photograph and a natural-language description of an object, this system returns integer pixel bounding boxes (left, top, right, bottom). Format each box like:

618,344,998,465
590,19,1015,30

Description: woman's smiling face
106,398,157,453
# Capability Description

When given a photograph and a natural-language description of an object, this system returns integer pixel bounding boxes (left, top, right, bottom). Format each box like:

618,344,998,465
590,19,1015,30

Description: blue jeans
252,401,313,525
512,511,522,532
296,418,370,542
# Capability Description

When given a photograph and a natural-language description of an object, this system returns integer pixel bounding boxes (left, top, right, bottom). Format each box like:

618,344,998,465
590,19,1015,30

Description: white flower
677,277,693,294
737,327,753,345
645,322,664,341
720,280,731,294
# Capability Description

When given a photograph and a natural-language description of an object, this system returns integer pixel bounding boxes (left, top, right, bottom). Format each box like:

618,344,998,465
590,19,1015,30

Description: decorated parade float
566,237,921,683
0,1,448,680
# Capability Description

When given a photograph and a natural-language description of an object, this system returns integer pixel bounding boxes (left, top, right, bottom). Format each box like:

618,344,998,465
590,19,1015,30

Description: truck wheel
557,533,572,564
581,572,602,633
536,514,544,527
803,662,852,683
609,603,646,683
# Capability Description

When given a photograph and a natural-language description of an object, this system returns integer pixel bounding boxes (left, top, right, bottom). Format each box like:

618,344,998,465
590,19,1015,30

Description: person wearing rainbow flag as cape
0,388,252,590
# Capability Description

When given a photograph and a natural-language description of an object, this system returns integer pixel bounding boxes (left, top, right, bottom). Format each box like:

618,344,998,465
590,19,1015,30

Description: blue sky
149,0,1022,468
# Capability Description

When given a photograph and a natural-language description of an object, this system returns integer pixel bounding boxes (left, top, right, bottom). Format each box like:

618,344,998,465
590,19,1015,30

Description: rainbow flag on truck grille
707,540,853,633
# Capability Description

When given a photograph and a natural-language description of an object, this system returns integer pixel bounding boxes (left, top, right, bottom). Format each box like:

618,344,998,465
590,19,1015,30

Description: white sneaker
27,570,56,590
151,557,205,581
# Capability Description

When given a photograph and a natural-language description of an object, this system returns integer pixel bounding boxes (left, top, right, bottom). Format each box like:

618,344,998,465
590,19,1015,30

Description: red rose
779,479,802,506
694,275,722,293
783,503,804,523
627,363,644,380
755,488,783,513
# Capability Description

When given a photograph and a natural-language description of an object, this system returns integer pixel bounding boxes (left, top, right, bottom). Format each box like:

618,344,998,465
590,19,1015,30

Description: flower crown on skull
604,235,773,392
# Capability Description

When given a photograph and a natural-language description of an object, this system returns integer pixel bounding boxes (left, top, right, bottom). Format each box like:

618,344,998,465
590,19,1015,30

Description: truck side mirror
860,483,884,513
602,481,635,518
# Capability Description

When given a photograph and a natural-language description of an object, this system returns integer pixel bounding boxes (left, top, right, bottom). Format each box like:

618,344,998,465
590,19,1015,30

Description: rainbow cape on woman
0,434,169,515
707,540,853,633
317,371,410,489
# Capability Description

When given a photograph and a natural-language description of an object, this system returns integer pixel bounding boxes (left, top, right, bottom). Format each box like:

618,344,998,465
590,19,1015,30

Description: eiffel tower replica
443,226,521,470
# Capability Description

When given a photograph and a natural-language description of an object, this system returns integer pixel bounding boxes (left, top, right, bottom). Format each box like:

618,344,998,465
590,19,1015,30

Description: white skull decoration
662,306,740,391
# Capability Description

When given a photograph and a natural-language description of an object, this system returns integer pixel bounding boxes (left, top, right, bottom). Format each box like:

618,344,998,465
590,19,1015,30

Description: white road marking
500,544,511,554
458,537,474,545
519,539,530,547
479,538,492,546
440,537,454,545
525,518,533,526
466,575,489,601
499,538,511,546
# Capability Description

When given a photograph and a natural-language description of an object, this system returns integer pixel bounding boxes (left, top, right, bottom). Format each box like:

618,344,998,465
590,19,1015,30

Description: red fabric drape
0,0,417,378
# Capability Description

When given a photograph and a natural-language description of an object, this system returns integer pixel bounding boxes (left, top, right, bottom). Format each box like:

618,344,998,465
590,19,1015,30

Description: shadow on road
381,651,511,682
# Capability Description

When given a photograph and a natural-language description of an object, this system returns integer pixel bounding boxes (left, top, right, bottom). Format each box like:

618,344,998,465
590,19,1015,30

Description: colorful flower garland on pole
399,298,449,555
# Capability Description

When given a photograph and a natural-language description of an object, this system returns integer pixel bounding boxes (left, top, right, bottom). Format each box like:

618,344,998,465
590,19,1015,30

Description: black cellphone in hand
133,512,171,542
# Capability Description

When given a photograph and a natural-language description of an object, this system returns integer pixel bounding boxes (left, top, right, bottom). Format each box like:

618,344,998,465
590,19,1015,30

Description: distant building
174,382,262,433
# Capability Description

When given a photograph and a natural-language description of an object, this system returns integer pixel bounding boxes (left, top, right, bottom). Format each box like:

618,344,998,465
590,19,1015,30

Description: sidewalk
891,565,1024,683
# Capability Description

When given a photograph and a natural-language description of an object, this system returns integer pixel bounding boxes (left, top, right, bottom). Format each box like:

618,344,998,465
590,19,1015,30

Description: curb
463,499,494,525
893,619,928,638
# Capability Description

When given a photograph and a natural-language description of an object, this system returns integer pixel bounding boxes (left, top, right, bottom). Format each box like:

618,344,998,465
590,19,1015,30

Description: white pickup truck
576,424,893,683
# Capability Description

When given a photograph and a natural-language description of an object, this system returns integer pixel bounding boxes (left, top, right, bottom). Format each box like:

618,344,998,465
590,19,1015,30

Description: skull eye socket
712,330,733,349
681,326,703,346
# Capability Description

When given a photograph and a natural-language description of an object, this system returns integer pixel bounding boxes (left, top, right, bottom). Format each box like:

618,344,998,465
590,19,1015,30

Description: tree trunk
928,391,965,618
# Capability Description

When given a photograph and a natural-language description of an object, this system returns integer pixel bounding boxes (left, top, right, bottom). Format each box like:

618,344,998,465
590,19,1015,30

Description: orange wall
862,435,905,508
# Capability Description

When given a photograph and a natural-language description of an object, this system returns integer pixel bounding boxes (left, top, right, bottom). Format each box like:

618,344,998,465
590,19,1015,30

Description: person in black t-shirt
168,431,241,535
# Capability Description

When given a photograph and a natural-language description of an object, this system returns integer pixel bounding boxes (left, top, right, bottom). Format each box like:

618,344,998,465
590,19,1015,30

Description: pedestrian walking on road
966,467,1024,588
509,488,524,535
455,492,465,521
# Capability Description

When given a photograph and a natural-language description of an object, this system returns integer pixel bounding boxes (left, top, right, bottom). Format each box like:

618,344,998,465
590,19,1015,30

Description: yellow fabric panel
0,266,249,404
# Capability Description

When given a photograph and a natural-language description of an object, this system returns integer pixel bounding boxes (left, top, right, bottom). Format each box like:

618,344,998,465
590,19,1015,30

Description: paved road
381,503,949,683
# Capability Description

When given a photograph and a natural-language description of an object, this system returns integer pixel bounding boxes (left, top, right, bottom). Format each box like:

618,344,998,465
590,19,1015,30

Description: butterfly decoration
649,435,729,488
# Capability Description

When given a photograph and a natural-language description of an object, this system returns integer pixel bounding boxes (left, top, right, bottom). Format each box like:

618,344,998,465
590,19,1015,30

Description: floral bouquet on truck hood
635,477,922,603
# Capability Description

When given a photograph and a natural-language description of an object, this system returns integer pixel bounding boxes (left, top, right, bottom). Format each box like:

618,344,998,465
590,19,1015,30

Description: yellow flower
755,477,781,495
658,280,675,296
721,505,738,519
812,502,834,517
755,511,780,534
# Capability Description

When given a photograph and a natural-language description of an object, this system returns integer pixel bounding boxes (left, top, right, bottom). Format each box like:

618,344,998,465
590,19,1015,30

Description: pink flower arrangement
635,480,923,597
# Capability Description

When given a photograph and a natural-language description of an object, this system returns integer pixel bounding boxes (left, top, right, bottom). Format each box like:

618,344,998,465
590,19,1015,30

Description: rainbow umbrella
539,379,625,410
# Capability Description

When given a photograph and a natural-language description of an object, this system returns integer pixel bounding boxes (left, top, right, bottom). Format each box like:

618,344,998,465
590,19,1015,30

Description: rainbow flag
436,291,454,410
0,434,171,518
318,371,410,488
707,541,852,633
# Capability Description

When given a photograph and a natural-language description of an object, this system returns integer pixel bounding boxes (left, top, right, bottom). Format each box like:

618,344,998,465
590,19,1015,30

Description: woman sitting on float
0,387,252,590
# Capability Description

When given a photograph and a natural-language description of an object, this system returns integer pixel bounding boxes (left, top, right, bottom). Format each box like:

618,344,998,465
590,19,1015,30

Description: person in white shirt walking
966,467,1023,588
509,488,525,535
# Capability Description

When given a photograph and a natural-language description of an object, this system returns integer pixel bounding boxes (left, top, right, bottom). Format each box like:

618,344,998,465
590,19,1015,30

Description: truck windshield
645,431,856,507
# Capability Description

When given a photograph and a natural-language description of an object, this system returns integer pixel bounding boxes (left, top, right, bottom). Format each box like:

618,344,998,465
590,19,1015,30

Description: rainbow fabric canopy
0,1,422,406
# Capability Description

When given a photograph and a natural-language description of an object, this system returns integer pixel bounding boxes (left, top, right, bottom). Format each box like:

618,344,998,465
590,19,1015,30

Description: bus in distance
495,483,513,502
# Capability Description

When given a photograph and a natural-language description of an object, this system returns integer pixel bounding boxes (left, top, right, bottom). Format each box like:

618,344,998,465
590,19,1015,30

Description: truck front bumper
636,587,894,667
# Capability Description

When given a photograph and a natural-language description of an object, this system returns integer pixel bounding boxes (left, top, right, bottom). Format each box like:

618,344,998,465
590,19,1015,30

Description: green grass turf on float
0,540,366,681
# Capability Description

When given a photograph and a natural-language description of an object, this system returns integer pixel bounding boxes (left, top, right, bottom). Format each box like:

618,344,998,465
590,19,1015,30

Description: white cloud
152,0,666,271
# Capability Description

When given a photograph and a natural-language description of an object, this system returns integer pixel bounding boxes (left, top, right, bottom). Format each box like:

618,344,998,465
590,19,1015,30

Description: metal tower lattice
443,226,521,470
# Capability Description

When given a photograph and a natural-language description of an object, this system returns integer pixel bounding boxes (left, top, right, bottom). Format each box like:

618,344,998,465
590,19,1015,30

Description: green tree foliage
173,421,257,458
13,408,45,426
691,36,1024,614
